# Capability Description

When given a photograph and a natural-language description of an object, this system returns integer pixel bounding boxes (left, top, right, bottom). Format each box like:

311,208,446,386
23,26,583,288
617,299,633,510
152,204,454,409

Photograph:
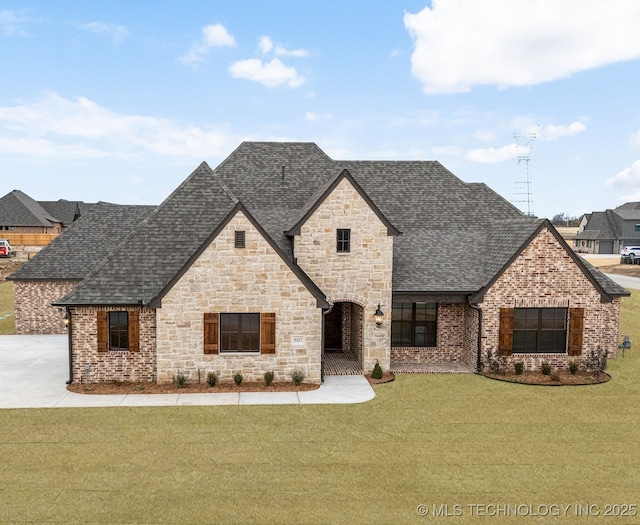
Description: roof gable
0,190,61,227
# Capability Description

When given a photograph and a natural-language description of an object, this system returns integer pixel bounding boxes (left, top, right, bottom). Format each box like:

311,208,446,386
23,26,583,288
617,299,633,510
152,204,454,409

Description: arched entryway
323,301,364,375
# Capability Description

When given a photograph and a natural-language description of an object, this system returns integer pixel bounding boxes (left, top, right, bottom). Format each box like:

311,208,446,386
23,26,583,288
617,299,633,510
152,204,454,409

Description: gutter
467,297,483,374
65,306,73,385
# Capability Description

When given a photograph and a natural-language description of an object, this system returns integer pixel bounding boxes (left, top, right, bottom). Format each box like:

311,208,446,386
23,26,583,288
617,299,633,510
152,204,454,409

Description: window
97,310,139,352
391,302,437,347
235,230,245,248
337,229,350,253
635,224,640,232
512,308,567,353
204,312,275,354
109,312,129,350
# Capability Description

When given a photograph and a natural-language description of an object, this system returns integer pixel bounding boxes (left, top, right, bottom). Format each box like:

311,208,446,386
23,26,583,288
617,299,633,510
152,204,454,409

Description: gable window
235,230,246,248
391,302,437,347
511,308,567,354
204,312,276,354
337,229,351,253
97,310,140,352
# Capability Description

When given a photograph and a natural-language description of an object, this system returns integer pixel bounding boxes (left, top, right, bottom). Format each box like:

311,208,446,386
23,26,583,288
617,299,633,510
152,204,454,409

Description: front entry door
324,305,342,351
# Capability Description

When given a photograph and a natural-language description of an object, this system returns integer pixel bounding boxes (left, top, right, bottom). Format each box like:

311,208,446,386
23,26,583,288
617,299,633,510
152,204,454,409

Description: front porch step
323,352,363,375
391,361,475,374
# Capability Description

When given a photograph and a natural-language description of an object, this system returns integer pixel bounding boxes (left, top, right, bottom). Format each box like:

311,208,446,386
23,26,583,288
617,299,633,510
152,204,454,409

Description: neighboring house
0,190,65,234
9,203,156,334
575,202,640,254
13,142,628,385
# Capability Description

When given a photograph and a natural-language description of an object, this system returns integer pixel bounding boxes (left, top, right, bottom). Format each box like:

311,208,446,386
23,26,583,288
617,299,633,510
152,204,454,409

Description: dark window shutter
261,313,276,354
499,308,514,356
568,308,584,356
204,313,219,354
97,311,108,352
128,311,140,352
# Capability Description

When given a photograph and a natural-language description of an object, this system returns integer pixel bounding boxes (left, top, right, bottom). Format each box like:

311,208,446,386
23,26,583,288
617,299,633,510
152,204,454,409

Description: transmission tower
512,130,537,216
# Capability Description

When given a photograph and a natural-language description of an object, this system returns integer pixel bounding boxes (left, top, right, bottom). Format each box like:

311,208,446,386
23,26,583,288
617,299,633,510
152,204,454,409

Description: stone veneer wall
70,306,157,383
480,227,622,371
293,177,394,372
13,280,81,334
391,302,478,369
155,211,323,384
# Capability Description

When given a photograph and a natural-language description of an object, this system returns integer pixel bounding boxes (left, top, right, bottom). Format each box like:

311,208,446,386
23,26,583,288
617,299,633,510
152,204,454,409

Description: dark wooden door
324,304,342,351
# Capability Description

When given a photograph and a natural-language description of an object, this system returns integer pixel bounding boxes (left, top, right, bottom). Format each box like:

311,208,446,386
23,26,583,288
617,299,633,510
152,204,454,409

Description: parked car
0,239,13,258
621,246,640,258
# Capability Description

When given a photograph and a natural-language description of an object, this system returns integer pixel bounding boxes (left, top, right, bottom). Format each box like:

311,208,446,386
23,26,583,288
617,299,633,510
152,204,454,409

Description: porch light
63,311,70,327
374,304,384,326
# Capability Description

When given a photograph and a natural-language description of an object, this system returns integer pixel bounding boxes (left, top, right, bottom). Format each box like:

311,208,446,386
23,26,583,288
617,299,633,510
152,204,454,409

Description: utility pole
512,130,537,216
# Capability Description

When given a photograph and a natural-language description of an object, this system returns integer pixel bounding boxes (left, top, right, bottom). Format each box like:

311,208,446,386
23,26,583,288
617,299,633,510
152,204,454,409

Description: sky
2,1,640,220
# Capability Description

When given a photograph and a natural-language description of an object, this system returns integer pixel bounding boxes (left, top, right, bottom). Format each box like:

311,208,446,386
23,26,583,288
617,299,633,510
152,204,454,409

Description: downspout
467,297,483,374
321,301,334,383
65,306,73,385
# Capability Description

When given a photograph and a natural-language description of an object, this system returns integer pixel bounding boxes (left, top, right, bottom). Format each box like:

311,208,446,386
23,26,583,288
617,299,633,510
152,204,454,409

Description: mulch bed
483,370,610,386
67,381,319,395
365,371,395,385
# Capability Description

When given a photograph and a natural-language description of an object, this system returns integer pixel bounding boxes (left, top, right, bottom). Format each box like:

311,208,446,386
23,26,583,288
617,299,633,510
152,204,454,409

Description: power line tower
512,130,537,216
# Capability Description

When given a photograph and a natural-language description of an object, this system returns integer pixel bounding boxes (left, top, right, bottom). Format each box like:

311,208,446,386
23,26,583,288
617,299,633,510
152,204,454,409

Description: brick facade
292,178,394,373
480,227,621,371
155,211,323,384
69,306,157,384
13,280,81,334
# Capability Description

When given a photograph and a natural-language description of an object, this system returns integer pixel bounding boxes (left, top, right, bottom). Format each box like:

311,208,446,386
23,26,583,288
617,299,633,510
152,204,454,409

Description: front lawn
0,292,639,524
0,281,14,335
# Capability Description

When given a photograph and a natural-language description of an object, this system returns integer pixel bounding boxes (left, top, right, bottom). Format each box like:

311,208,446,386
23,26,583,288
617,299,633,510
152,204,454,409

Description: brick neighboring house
9,203,156,334
575,202,640,254
14,142,627,384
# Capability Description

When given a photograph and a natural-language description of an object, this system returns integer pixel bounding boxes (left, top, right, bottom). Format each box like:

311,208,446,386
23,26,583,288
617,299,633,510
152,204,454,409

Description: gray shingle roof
575,211,620,240
53,142,628,304
614,201,640,220
0,190,61,227
10,203,155,281
39,200,95,227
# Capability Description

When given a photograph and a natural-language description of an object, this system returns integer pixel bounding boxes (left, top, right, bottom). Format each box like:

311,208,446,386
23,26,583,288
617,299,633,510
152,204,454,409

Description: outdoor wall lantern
63,311,70,327
374,304,384,326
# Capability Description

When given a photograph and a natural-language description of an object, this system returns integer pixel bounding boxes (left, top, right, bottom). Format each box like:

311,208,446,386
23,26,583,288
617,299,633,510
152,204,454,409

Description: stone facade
13,280,81,334
391,302,478,369
480,227,621,371
70,306,156,383
292,178,394,373
155,211,323,384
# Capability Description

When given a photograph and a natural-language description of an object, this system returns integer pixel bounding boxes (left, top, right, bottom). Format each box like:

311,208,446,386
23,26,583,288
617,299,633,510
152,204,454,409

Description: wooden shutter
499,308,514,356
260,313,276,354
568,308,584,356
204,313,219,354
97,311,108,352
128,311,140,352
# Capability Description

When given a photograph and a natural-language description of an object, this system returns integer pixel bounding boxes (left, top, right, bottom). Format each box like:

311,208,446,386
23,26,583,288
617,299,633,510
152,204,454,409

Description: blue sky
2,1,640,220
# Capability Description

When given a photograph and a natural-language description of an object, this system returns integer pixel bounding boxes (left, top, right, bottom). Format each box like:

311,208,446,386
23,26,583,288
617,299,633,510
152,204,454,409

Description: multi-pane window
337,229,351,253
235,230,246,248
513,308,567,353
391,302,437,347
220,313,260,352
108,312,129,350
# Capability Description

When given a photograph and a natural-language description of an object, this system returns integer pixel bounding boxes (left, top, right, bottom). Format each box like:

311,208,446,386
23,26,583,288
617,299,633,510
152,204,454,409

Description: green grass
0,281,14,334
1,294,639,524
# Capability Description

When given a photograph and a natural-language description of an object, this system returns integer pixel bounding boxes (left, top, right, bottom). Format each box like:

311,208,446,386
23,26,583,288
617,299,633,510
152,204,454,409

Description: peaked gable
0,190,61,227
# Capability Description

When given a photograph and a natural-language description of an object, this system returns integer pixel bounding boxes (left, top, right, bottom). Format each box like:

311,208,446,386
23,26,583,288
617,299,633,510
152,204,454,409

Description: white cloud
0,93,242,160
541,121,587,140
229,58,305,87
82,22,129,44
305,112,332,122
607,160,640,188
466,143,520,163
405,0,640,94
259,35,308,57
180,23,236,63
0,9,30,36
259,35,273,54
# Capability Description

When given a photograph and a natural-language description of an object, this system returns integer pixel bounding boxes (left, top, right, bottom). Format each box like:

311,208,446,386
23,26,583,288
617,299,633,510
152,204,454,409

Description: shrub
206,371,218,387
514,361,524,375
173,370,188,388
540,361,551,376
291,369,305,386
264,370,275,386
484,348,505,374
371,360,383,380
568,360,579,375
584,347,607,374
233,372,243,386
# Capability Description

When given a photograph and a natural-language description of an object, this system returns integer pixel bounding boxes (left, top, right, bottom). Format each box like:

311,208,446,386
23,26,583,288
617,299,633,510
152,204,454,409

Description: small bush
540,361,551,376
206,371,218,387
371,360,383,379
568,360,579,375
484,348,505,374
173,370,188,388
584,347,607,374
264,370,275,386
233,372,243,386
514,361,524,375
291,369,305,386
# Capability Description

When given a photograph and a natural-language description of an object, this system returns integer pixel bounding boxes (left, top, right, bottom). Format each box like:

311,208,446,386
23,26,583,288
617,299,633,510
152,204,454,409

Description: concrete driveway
0,335,374,409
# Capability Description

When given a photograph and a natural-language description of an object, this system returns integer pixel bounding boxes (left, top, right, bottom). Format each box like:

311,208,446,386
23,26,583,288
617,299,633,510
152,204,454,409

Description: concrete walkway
0,335,375,409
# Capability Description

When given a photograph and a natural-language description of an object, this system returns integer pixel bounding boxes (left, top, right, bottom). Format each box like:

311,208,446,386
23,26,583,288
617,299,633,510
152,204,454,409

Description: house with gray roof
575,202,640,254
0,190,65,234
14,142,628,384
